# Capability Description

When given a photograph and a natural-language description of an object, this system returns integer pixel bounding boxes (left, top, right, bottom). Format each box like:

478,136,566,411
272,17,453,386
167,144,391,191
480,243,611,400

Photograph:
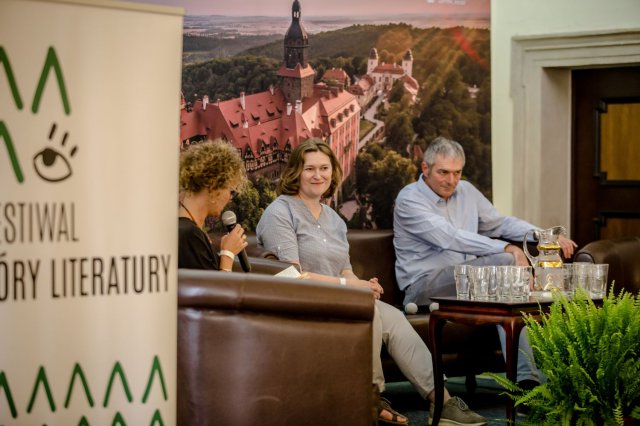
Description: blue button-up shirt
393,175,538,290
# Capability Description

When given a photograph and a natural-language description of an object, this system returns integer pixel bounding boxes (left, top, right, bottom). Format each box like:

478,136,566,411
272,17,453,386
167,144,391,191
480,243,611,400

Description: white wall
491,0,640,219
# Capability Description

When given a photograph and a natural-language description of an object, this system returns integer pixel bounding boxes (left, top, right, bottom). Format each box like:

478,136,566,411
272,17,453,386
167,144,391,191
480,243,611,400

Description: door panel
572,66,640,247
599,102,640,181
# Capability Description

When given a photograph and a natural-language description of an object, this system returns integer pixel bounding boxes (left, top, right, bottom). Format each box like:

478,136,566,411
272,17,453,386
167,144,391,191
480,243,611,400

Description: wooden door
572,66,640,247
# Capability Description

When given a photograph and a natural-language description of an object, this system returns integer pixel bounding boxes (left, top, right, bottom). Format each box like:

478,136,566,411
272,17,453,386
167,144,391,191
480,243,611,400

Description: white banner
0,0,182,424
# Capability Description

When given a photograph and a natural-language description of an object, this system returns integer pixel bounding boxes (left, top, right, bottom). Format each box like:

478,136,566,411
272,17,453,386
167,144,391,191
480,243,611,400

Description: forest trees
181,56,280,102
224,175,278,230
354,144,417,229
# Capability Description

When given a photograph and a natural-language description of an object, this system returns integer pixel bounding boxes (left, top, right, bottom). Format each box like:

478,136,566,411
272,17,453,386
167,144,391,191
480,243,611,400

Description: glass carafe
523,226,566,293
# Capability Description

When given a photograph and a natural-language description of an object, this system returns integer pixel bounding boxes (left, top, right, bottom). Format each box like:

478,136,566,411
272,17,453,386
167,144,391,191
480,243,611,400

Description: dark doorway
572,66,640,247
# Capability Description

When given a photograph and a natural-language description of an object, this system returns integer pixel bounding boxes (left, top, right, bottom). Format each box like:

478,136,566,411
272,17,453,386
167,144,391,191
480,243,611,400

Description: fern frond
512,289,640,425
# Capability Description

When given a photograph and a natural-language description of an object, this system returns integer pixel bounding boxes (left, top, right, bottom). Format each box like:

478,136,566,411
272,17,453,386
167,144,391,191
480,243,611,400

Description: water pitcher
523,226,566,292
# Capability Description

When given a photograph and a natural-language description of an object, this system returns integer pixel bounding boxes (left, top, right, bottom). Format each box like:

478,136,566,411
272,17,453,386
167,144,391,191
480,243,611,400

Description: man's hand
559,235,578,259
504,244,529,266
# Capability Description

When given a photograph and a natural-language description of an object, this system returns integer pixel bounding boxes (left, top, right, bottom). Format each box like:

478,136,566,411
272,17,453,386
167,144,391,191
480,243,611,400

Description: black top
178,217,219,270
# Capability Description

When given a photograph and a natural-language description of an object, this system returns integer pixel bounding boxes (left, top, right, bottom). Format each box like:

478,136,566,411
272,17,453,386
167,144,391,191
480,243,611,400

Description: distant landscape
182,13,489,64
184,12,489,35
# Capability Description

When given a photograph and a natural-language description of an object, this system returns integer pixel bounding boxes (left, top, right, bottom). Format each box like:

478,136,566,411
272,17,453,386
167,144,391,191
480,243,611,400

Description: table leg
502,317,525,424
428,311,447,426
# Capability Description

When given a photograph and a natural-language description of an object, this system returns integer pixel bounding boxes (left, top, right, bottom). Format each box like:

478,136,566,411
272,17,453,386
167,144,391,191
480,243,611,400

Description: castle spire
283,0,309,69
278,0,315,103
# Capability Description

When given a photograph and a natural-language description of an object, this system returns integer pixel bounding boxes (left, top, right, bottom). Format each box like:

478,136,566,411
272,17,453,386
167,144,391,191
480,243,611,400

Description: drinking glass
589,263,609,298
486,265,499,299
471,266,490,300
572,262,591,292
498,265,514,300
563,264,574,296
512,266,532,299
454,264,471,299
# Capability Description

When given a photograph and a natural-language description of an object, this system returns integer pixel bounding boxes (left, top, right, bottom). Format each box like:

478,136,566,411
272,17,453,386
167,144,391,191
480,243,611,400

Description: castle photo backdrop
138,0,491,230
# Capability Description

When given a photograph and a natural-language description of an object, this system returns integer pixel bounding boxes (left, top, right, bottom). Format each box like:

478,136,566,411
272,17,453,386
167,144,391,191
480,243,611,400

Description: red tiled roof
349,75,374,95
321,68,349,83
276,63,316,79
372,63,404,75
401,75,419,90
180,85,359,158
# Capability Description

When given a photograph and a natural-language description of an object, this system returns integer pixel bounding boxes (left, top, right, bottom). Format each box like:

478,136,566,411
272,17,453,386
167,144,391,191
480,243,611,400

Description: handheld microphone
220,211,251,273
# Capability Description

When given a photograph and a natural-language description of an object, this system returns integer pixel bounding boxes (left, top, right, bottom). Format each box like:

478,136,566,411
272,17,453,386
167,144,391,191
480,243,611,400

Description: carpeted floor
382,375,525,425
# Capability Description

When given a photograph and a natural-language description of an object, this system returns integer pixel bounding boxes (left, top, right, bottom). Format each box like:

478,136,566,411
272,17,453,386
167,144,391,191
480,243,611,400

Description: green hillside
183,33,281,65
241,23,490,89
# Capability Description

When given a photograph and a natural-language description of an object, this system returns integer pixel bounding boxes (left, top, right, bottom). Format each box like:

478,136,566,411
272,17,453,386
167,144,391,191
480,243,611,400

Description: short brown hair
179,139,246,195
278,138,342,199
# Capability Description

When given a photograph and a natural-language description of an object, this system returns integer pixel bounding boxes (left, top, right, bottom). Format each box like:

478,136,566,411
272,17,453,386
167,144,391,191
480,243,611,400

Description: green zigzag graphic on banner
112,411,127,426
0,371,18,418
150,409,165,426
32,46,71,115
78,415,90,426
0,46,24,110
0,121,24,183
142,355,167,403
26,366,56,413
65,363,95,408
103,361,133,407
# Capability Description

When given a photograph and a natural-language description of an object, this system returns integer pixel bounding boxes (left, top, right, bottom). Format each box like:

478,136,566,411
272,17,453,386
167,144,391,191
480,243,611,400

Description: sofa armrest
178,269,375,320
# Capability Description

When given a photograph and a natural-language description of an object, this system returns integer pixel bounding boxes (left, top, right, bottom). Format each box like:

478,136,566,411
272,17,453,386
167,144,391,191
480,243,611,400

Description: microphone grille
221,210,237,226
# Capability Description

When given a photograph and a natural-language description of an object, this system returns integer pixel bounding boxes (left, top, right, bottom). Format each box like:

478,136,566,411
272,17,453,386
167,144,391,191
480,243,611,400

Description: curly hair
278,138,342,199
179,140,246,195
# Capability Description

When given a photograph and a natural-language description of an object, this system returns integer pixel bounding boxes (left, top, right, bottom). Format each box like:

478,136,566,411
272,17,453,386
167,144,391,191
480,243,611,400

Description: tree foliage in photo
355,144,417,229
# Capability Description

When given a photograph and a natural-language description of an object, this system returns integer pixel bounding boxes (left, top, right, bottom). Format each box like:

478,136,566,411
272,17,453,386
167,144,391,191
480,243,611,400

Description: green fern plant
487,287,640,425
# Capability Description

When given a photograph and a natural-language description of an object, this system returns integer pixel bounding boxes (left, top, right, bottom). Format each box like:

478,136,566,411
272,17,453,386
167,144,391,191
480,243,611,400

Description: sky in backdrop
128,0,489,17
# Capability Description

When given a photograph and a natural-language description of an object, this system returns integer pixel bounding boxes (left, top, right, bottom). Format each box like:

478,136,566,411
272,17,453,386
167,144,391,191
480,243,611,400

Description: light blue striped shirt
393,176,538,290
256,195,351,276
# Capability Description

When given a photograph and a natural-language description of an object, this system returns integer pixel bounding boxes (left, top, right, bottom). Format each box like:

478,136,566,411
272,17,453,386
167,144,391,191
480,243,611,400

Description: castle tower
277,0,315,103
367,47,379,75
402,49,413,77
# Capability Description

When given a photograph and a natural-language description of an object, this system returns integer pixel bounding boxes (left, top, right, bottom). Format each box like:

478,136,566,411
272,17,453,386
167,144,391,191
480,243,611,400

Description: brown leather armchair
178,269,375,426
574,236,640,295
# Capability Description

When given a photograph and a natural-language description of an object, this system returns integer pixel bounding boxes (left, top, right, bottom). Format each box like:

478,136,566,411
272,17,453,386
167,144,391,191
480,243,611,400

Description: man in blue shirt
393,136,577,388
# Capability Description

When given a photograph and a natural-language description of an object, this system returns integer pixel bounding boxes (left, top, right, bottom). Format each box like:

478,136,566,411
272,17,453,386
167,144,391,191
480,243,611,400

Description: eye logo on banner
1,46,76,184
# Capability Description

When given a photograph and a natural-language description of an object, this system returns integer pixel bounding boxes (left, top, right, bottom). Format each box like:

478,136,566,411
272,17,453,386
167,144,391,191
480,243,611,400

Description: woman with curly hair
178,139,248,271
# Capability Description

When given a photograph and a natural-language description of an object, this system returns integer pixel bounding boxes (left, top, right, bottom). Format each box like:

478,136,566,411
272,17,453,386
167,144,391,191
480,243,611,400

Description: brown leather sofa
177,269,375,426
346,230,505,385
574,236,640,295
245,230,505,386
240,229,508,392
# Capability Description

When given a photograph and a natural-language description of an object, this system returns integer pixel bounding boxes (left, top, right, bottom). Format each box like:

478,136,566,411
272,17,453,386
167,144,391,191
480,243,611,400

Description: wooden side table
428,296,554,425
